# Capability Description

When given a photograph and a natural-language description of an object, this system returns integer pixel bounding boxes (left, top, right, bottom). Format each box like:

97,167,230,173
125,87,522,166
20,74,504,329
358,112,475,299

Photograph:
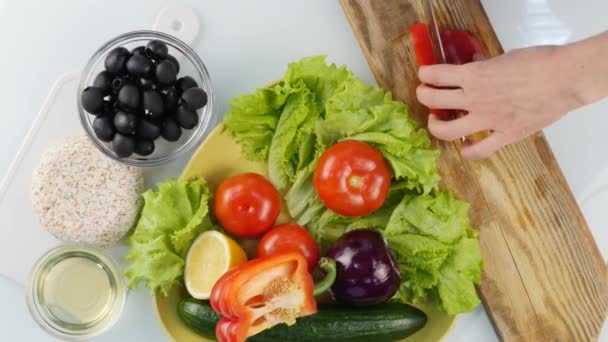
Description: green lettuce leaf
385,191,483,314
305,182,412,245
268,88,319,190
224,83,297,161
125,178,213,295
124,236,184,297
385,191,470,244
436,237,483,315
225,55,352,164
284,55,353,111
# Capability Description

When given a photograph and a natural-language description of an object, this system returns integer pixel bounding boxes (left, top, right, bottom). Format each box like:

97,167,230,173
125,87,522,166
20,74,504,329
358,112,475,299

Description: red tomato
313,140,391,217
214,173,281,238
257,223,319,271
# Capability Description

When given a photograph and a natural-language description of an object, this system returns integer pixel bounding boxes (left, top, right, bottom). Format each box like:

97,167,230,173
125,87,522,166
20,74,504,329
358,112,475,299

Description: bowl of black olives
78,30,215,166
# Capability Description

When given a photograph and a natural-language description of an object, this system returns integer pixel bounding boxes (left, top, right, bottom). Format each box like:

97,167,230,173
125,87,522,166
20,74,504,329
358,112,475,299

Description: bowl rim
78,30,217,167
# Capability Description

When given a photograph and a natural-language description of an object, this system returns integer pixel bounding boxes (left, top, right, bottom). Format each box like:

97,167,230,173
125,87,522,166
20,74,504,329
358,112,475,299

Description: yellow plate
153,124,457,342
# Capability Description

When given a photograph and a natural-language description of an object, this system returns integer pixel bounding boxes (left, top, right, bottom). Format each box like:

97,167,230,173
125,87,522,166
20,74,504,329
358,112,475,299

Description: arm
416,31,608,160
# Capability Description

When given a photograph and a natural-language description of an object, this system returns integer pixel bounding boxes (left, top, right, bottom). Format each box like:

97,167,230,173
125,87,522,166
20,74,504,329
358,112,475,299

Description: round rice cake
31,136,144,247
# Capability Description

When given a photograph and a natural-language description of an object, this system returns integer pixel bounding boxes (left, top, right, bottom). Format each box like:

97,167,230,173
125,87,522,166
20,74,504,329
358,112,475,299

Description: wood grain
339,0,608,340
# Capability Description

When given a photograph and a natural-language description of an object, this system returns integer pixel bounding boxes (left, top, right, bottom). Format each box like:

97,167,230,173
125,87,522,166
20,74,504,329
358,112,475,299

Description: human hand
416,45,585,160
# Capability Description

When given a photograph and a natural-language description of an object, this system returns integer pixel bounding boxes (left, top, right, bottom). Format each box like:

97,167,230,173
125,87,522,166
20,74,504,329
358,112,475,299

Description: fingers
461,131,508,160
472,53,486,62
417,85,468,109
428,113,491,141
418,64,464,86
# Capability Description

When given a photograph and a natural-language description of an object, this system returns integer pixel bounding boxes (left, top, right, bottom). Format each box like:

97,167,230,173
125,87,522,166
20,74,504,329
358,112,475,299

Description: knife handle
456,110,490,143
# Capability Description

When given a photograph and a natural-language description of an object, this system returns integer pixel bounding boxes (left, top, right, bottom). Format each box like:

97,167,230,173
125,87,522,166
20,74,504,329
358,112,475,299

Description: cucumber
178,298,427,342
178,299,221,340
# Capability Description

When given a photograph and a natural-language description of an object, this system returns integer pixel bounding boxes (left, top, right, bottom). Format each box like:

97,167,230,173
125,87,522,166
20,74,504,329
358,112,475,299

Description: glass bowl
26,244,126,341
78,30,216,167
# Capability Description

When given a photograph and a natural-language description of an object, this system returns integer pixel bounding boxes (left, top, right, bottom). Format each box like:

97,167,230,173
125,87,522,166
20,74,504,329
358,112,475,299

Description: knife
425,0,466,142
426,0,446,64
425,0,488,144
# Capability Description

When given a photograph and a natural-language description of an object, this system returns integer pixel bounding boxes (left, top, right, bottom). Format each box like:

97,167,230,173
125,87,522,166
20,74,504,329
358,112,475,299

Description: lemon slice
185,230,248,299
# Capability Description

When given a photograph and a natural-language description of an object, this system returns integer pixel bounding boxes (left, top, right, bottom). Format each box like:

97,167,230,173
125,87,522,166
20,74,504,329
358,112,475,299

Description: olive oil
27,245,126,340
42,256,112,324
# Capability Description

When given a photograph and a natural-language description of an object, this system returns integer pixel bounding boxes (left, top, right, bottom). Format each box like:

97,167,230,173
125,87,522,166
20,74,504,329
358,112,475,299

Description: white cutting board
0,3,201,286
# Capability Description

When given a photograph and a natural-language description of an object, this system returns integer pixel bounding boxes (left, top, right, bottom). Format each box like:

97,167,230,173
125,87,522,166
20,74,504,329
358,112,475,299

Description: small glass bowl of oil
26,244,126,340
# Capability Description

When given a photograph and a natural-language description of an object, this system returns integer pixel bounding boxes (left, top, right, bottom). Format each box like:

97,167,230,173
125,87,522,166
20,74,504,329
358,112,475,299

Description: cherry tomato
314,140,391,217
257,223,319,271
214,173,281,238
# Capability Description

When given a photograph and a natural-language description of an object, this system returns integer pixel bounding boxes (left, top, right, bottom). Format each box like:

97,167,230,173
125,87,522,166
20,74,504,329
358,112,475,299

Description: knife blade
426,0,446,64
426,0,468,141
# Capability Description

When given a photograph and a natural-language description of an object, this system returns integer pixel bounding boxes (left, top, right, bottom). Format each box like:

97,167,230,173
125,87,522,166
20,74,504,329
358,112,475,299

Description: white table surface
0,0,605,341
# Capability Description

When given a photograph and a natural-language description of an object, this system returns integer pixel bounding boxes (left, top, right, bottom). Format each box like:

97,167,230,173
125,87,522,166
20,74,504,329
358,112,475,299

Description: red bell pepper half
409,23,485,121
409,23,451,120
440,29,484,65
210,253,337,342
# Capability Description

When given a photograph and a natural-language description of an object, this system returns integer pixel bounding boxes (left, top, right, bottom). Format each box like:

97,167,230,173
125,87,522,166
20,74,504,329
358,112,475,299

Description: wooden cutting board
339,0,608,341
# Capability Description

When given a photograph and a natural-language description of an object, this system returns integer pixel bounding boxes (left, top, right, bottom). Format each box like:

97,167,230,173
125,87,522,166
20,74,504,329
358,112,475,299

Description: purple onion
326,229,401,306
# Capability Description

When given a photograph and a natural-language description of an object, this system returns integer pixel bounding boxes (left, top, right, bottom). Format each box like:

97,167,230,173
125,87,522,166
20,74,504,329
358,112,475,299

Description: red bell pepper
440,29,485,131
409,23,437,66
440,29,484,65
210,253,337,342
409,23,451,120
410,23,486,122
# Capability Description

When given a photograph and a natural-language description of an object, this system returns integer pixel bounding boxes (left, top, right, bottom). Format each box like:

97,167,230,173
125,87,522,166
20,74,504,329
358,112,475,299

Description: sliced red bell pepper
210,253,336,342
409,23,437,66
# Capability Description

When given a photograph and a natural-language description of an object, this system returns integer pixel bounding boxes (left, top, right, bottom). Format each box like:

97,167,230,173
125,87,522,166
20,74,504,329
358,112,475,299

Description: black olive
176,105,199,129
181,87,208,111
134,139,155,156
163,87,179,114
104,47,130,75
139,77,156,90
176,76,198,93
81,87,105,114
155,60,177,85
113,110,139,134
166,54,180,74
146,40,168,60
161,117,182,141
111,77,127,94
101,100,115,116
112,100,121,113
143,90,164,118
131,46,146,56
126,54,153,78
92,114,115,142
117,84,140,109
93,71,113,95
135,119,161,139
112,133,135,158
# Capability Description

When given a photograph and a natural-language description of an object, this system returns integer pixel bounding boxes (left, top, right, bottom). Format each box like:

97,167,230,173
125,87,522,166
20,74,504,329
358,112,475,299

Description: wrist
559,31,608,107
